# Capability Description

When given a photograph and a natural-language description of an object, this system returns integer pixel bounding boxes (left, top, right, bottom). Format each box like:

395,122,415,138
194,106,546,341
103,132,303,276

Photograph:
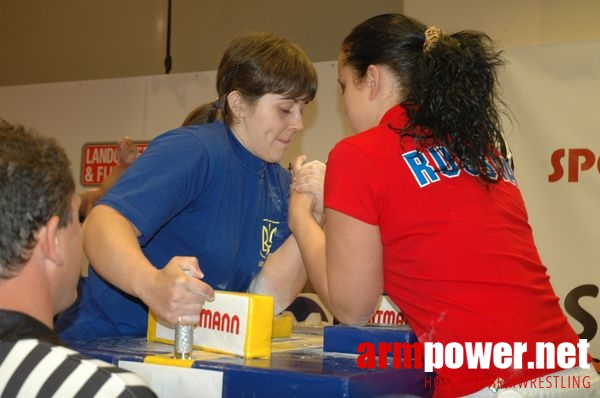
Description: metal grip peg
174,269,194,359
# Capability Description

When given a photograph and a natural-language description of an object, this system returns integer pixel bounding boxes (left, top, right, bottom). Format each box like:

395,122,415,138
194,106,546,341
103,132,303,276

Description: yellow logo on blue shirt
260,219,279,262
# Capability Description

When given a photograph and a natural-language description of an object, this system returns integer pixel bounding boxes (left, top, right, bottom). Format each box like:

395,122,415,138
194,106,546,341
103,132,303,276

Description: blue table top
67,327,433,398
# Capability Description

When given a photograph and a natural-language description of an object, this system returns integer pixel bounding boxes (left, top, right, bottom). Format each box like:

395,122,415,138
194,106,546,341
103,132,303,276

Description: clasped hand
290,155,326,224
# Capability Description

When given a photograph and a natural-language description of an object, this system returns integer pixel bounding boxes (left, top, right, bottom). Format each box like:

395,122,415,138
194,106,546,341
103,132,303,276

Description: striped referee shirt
0,310,157,398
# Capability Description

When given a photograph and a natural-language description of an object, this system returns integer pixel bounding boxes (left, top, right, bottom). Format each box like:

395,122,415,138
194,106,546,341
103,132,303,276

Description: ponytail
403,30,507,182
181,97,225,127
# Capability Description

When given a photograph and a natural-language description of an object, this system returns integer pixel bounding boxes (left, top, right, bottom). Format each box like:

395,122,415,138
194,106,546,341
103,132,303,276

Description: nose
290,111,304,133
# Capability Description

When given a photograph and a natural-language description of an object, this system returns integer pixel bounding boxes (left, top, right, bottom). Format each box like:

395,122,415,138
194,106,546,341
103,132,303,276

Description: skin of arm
289,157,384,324
248,156,327,313
78,159,130,217
248,234,308,314
83,204,215,326
324,209,383,324
79,189,103,220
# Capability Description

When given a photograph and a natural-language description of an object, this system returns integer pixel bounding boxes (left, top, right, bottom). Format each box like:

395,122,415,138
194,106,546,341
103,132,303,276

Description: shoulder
333,105,408,152
329,110,406,165
150,122,228,153
137,122,230,174
329,130,380,164
0,339,156,397
337,117,392,148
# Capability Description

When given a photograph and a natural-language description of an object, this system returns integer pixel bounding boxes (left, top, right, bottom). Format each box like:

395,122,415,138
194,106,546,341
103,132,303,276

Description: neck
0,264,54,329
230,125,250,151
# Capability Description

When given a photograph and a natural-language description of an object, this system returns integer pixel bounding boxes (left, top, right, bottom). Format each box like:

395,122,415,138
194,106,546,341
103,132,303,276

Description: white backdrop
0,61,350,186
0,43,598,357
502,41,600,358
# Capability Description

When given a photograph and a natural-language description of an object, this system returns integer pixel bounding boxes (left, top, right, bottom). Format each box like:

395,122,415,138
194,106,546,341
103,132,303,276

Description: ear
38,215,63,267
365,64,380,101
226,90,246,119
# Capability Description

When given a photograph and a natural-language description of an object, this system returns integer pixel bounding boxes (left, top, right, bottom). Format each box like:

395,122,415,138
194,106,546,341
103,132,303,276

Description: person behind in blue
56,32,321,340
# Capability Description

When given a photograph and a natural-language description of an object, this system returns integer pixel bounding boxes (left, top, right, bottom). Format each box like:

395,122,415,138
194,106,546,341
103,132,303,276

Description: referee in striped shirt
0,120,157,397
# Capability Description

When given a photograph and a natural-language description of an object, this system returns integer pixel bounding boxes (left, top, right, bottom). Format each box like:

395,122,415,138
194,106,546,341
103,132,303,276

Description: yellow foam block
144,355,194,368
272,312,293,338
148,291,274,358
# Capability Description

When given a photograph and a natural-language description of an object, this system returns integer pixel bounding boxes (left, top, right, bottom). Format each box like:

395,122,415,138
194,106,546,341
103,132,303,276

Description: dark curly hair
0,120,75,278
340,14,508,182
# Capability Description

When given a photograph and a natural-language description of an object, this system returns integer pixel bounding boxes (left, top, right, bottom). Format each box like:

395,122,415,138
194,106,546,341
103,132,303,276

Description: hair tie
211,99,220,110
423,26,443,53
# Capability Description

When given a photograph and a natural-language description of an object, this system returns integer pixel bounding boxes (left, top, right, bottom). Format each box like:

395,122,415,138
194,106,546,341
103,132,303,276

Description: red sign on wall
80,141,148,186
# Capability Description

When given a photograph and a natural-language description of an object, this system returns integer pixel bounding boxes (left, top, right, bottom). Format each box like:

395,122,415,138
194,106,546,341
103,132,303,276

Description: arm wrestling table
68,326,432,398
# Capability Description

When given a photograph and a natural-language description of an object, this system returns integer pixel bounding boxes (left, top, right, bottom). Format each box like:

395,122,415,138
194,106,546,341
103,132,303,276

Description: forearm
99,162,128,193
100,137,138,194
323,210,384,325
291,207,381,324
83,204,157,300
289,212,331,311
249,235,308,314
79,161,129,220
79,189,103,220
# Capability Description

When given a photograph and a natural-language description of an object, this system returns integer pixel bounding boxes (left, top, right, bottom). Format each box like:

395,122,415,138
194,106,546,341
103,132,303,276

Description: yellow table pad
148,291,274,358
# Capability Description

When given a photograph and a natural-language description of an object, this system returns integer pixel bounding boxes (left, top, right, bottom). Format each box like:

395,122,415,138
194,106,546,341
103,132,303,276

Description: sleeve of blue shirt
98,127,209,245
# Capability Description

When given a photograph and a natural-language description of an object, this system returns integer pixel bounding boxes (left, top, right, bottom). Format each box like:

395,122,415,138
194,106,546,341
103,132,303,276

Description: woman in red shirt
289,13,599,397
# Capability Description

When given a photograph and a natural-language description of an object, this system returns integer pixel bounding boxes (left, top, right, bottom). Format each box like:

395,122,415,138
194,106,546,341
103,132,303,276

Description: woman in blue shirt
57,32,321,340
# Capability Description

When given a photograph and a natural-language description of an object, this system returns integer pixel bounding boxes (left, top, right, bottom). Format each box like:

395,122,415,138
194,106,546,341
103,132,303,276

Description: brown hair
182,32,317,127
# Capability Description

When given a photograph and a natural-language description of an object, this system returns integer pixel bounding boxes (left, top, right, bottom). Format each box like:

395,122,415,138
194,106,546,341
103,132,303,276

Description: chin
268,152,286,164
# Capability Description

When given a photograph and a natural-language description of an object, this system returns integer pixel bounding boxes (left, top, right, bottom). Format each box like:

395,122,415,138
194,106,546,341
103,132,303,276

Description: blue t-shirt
59,122,291,339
